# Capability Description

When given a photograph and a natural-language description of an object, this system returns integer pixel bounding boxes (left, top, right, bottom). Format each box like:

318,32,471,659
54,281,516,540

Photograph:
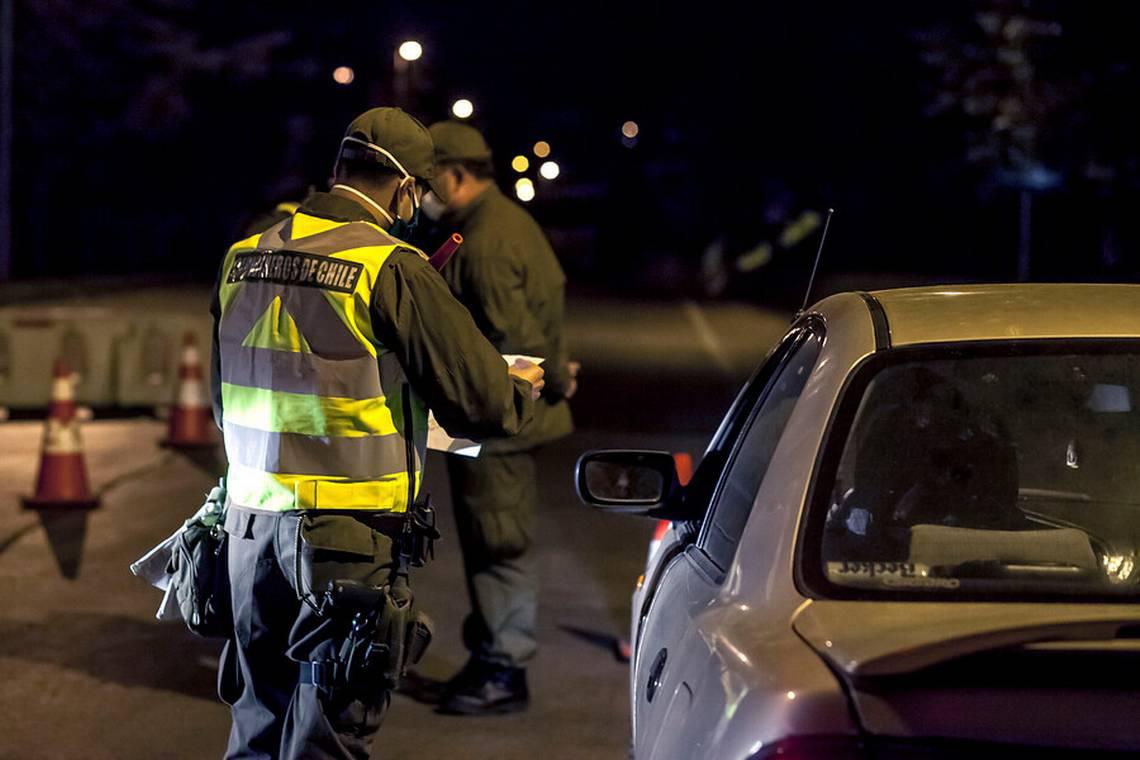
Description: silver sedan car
577,285,1140,759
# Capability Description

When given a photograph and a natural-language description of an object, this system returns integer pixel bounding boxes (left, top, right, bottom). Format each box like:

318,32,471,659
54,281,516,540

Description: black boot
438,662,529,716
398,658,486,705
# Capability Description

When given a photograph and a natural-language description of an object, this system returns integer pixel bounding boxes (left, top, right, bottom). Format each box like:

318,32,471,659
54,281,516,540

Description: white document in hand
426,354,545,458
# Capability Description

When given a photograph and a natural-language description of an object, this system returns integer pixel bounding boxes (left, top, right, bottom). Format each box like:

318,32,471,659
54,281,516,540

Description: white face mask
330,183,395,224
421,190,447,222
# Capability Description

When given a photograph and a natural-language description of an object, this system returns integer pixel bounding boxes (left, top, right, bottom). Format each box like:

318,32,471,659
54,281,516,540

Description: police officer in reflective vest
209,107,544,760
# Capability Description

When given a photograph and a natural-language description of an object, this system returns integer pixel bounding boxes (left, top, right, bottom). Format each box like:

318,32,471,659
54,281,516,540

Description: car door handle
646,647,667,703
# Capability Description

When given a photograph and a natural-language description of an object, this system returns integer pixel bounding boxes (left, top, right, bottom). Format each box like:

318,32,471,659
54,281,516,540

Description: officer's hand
565,361,581,400
509,359,545,401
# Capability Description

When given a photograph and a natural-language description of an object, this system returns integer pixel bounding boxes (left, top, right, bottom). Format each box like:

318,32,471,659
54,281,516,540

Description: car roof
860,284,1140,346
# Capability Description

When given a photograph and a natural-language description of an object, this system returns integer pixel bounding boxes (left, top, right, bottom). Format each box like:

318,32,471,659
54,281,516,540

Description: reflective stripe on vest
217,211,429,512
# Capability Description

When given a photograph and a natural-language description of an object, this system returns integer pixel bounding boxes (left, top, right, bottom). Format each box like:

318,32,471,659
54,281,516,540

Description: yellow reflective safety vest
216,210,428,512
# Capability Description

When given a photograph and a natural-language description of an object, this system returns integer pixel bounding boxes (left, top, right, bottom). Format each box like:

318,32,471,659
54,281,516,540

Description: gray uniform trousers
446,449,538,668
218,507,395,760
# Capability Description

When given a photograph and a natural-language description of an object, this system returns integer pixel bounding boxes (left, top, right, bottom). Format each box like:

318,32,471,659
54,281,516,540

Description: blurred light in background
511,155,530,173
539,160,560,180
398,40,423,62
515,177,535,202
533,141,551,158
451,98,474,119
332,66,355,85
621,120,639,139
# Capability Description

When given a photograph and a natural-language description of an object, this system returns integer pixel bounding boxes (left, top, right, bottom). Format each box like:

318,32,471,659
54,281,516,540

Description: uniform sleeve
541,285,572,399
466,234,573,400
372,251,535,440
462,238,547,356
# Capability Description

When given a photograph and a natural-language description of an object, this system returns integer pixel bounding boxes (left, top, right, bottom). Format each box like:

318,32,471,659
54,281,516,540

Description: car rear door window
699,330,823,571
681,332,800,517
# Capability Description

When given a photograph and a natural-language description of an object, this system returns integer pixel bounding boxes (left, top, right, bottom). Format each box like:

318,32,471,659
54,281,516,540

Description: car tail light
749,735,868,760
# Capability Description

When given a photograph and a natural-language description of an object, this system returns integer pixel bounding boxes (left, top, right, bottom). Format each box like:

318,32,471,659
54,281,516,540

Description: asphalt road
0,295,788,759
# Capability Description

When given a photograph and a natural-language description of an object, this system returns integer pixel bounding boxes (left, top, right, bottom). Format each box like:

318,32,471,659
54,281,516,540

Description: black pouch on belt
169,523,230,637
168,487,231,638
404,611,433,669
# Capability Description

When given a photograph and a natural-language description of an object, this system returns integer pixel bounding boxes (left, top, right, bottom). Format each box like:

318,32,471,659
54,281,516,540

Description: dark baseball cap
338,107,444,195
429,121,493,165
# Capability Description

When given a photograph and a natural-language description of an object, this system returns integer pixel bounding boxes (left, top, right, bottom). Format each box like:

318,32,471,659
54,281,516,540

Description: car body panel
852,681,1140,752
657,601,859,759
793,600,1140,677
633,548,718,757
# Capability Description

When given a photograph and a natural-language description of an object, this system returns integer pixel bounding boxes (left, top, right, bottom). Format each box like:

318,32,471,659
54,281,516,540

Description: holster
310,578,433,694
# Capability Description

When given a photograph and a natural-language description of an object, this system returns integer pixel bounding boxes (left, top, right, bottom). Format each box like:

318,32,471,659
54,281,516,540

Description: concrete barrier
0,307,128,408
0,307,211,410
114,317,213,408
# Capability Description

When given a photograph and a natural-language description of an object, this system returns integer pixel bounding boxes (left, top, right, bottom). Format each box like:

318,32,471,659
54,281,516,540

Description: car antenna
796,207,835,319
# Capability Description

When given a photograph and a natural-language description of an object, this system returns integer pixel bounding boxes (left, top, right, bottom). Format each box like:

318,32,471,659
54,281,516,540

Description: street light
515,178,535,202
398,40,423,62
332,66,354,85
511,155,530,173
451,98,474,119
533,141,551,158
394,41,422,109
539,161,560,180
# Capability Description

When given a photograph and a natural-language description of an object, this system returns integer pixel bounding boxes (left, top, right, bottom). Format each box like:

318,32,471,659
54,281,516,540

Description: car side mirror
575,450,681,516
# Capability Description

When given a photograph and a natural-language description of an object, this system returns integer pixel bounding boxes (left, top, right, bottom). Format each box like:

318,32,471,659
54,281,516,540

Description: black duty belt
299,661,336,688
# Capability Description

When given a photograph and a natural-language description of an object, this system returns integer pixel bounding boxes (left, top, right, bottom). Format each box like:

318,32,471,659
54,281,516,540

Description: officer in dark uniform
424,121,576,715
210,107,544,760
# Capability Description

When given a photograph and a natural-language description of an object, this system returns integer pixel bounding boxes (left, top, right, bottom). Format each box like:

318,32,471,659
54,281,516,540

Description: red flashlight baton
428,233,464,271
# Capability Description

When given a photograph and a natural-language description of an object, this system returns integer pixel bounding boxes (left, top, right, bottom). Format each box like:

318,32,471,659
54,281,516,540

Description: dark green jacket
440,185,573,453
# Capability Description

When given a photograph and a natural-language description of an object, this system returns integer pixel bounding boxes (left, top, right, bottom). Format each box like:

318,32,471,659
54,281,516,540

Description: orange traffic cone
23,359,99,510
672,451,694,486
161,332,216,450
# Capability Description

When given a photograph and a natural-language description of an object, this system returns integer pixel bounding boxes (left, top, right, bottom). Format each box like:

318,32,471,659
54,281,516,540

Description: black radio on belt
399,499,441,570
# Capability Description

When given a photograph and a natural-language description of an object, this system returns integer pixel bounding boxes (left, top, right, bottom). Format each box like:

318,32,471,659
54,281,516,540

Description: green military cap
429,121,493,165
339,107,443,194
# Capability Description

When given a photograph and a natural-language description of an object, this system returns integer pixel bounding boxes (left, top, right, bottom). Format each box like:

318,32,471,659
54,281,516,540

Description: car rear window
808,342,1140,600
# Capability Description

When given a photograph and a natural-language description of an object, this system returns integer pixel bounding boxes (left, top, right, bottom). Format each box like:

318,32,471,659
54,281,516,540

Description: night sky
9,1,1140,300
